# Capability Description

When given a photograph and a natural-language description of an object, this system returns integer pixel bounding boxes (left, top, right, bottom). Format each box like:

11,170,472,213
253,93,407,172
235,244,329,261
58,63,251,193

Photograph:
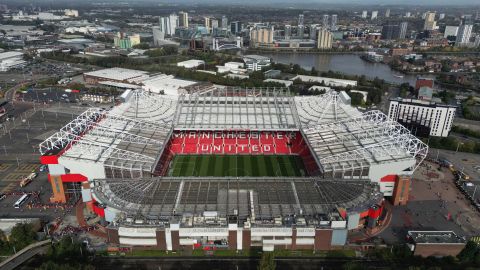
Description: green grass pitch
169,155,307,177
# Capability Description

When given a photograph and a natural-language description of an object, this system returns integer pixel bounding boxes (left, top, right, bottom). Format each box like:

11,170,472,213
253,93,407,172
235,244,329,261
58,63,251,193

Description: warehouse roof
84,67,148,81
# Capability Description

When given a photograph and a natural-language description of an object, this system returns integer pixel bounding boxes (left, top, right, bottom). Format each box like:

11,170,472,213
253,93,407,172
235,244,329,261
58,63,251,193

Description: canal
258,53,434,85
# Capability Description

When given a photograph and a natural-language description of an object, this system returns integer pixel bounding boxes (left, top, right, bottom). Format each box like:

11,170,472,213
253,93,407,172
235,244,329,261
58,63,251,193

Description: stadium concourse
39,88,428,252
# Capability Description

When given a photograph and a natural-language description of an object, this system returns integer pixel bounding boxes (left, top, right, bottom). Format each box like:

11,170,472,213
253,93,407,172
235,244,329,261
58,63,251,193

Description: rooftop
84,67,148,82
174,88,300,131
408,231,466,244
92,177,383,221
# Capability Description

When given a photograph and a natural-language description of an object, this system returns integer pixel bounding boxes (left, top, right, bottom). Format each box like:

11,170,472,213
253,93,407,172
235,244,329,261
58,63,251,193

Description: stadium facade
39,88,428,251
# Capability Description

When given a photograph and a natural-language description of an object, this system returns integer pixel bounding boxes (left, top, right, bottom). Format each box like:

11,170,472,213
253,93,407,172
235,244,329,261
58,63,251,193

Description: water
259,53,432,85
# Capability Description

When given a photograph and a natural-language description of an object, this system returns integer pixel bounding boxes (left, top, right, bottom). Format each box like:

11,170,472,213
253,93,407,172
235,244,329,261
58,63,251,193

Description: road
0,240,50,270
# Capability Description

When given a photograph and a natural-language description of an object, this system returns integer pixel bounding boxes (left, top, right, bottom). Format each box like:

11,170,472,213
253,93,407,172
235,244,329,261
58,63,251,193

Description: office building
385,9,390,18
230,21,241,34
388,98,456,137
424,12,436,30
371,11,378,20
298,14,304,26
405,12,411,18
456,23,473,47
297,25,305,38
382,22,407,40
211,19,219,30
362,11,368,19
159,14,178,36
221,16,228,29
204,17,211,32
317,28,333,49
169,14,179,35
322,14,329,28
152,26,165,46
178,11,188,28
285,25,292,39
242,55,271,71
331,14,338,31
444,26,459,38
439,13,445,20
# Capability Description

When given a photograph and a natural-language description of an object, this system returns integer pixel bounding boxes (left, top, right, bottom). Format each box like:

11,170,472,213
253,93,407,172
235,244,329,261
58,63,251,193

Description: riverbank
245,49,364,55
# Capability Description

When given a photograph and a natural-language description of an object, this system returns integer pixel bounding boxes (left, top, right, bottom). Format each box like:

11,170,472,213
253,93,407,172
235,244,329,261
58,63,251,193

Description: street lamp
455,142,464,153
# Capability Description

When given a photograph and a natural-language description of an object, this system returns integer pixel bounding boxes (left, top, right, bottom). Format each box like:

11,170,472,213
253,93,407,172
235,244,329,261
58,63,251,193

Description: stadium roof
92,177,382,219
39,92,176,177
40,88,427,185
303,110,428,174
174,88,300,131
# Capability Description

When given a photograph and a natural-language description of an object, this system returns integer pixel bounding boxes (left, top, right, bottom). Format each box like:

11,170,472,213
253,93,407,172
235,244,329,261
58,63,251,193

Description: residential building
331,15,338,31
317,28,333,49
285,25,292,39
424,12,437,30
221,16,228,29
371,11,378,20
456,23,473,47
250,26,274,47
322,15,329,28
385,9,390,18
178,11,188,28
382,22,407,40
230,21,241,34
388,98,456,137
298,14,304,26
152,26,165,46
362,11,368,19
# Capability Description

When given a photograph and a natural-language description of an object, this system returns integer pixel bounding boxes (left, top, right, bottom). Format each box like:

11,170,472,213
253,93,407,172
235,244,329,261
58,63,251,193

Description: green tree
258,252,276,270
9,223,37,250
458,241,479,263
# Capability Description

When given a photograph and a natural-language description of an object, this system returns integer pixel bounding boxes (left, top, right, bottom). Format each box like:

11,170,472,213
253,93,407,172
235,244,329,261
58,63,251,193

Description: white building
290,75,357,87
141,74,197,96
0,51,26,71
216,62,246,74
362,11,368,18
444,26,459,38
242,55,271,71
371,11,378,20
388,98,456,137
456,24,473,47
64,9,79,17
177,59,205,69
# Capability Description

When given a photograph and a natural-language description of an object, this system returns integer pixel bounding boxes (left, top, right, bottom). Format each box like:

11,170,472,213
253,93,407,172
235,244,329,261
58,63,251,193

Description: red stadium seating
157,130,320,176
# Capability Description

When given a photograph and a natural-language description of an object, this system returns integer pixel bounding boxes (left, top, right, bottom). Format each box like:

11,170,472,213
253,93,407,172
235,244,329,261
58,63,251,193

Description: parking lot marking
3,172,28,182
15,164,38,172
0,164,12,172
1,183,15,193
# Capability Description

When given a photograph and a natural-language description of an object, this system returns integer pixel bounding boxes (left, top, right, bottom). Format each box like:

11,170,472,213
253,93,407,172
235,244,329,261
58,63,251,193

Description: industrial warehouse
38,88,428,252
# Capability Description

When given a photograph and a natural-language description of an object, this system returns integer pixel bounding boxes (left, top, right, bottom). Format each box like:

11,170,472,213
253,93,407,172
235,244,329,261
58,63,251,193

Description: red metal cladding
380,175,397,182
60,174,88,182
368,206,382,219
40,155,58,165
92,203,105,217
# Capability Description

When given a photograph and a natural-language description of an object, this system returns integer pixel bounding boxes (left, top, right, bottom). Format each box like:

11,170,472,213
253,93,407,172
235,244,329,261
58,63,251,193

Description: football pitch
169,155,306,177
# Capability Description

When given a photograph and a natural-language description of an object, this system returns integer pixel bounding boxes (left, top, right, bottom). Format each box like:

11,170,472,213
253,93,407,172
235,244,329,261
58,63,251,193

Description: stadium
39,88,428,251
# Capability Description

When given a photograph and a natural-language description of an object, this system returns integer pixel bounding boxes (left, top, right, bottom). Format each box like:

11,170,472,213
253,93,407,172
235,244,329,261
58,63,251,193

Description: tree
133,43,150,49
458,241,479,263
258,252,276,270
9,223,37,250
